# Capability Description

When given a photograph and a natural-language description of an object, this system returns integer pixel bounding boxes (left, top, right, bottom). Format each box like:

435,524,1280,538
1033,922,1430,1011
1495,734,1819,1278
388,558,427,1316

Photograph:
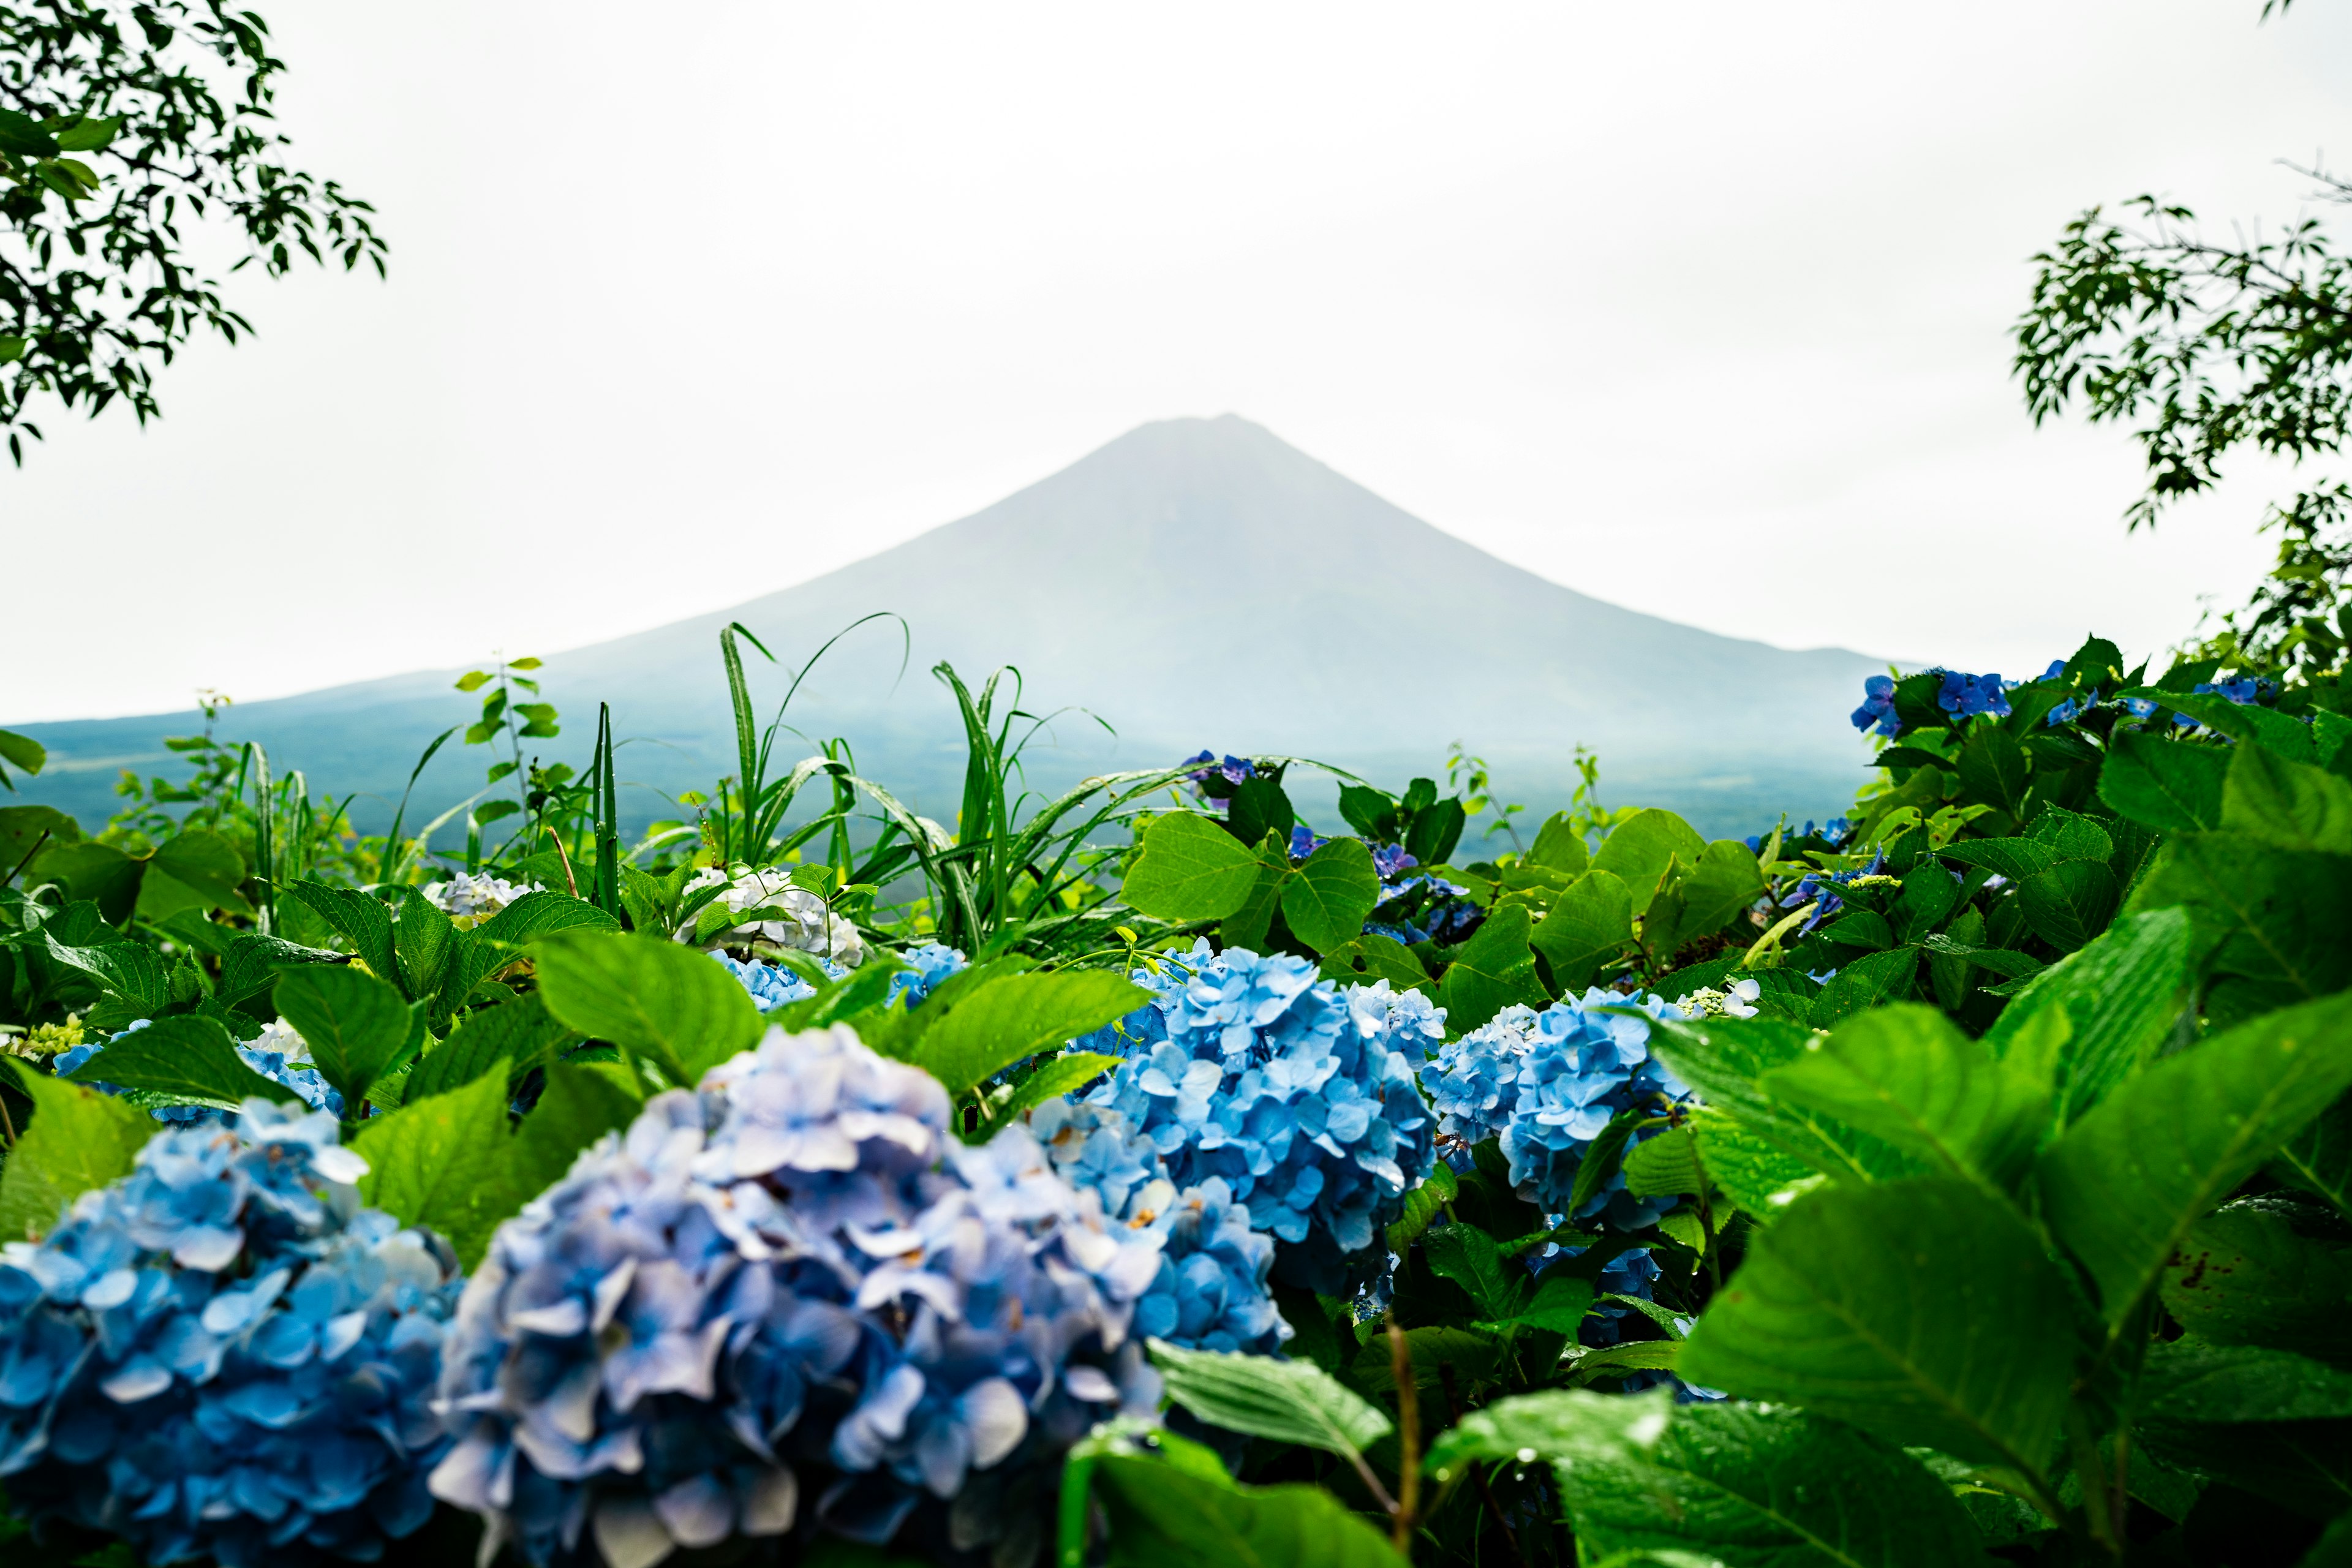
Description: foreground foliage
1,624,2348,1568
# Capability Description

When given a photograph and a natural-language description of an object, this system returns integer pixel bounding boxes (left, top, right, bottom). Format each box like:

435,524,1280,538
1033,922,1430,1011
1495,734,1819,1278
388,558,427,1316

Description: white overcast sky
4,0,2347,722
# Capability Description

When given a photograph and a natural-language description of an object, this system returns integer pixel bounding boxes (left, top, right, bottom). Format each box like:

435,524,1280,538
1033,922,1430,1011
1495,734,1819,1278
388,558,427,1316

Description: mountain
10,416,1888,840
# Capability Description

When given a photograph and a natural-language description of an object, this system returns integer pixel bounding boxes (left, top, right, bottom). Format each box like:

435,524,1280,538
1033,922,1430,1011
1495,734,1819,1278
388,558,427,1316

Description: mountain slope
12,416,1888,837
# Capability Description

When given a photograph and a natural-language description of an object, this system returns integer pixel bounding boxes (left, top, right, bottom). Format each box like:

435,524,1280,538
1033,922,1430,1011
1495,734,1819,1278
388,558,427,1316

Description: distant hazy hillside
11,417,1888,840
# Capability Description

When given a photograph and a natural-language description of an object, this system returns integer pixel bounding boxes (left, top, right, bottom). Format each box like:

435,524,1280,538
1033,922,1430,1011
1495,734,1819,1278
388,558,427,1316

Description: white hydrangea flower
1672,978,1760,1020
674,867,865,968
420,872,543,922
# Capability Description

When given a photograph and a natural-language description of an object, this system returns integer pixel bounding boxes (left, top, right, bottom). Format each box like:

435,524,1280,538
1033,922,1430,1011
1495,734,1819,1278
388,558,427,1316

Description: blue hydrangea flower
2122,696,2159,719
883,944,967,1009
1076,945,1441,1293
2195,677,2266,706
2045,697,2082,726
57,1019,344,1123
0,1101,456,1567
1934,669,2011,720
1420,990,1691,1224
1287,826,1329,861
432,1024,1161,1567
1849,675,1900,737
1031,1100,1286,1355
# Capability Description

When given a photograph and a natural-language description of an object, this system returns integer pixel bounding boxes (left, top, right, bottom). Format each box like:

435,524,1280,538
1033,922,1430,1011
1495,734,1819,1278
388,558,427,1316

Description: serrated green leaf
1984,908,2193,1126
1593,810,1706,914
405,993,579,1104
531,930,764,1088
2098,729,2228,834
1760,1003,2048,1193
62,1014,300,1109
1439,902,1546,1033
1679,1176,2078,1473
0,1063,157,1242
2225,743,2352,856
2037,990,2352,1330
351,1066,511,1263
273,965,420,1112
1090,1451,1409,1568
2162,1197,2352,1366
1148,1338,1392,1457
908,970,1148,1095
285,880,397,981
1528,870,1634,991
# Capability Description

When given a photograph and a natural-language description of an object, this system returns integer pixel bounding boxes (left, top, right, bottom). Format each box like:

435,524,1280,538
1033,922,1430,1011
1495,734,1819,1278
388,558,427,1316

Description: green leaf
1422,1222,1522,1320
971,1051,1121,1140
2133,1340,2352,1522
1350,1325,1509,1392
1811,946,1920,1025
908,970,1148,1095
2141,1339,2352,1423
1528,870,1634,992
351,1067,512,1263
1555,1403,1994,1568
2162,1196,2352,1366
1090,1452,1409,1568
1317,934,1430,990
285,881,398,981
1148,1338,1392,1457
135,828,249,921
1650,1019,1923,1186
1624,1126,1706,1200
62,1014,300,1109
1939,837,2056,883
1280,839,1381,954
2026,804,2116,864
29,840,143,922
1123,812,1266,921
394,886,456,1001
1384,1160,1458,1251
0,108,59,157
1424,1387,1676,1478
1593,810,1707,913
215,933,342,1006
0,1063,157,1242
532,930,764,1088
1984,908,2194,1125
1527,811,1591,875
52,115,119,153
470,889,622,947
405,993,579,1104
1760,1003,2049,1192
1218,833,1293,952
1956,723,2031,814
2276,1093,2352,1218
1439,902,1547,1033
1509,1272,1596,1333
273,965,421,1112
2225,743,2352,856
2015,859,2119,952
1648,840,1768,959
2127,832,2352,1025
0,804,74,870
2099,729,2228,833
1678,1176,2078,1472
2037,990,2352,1330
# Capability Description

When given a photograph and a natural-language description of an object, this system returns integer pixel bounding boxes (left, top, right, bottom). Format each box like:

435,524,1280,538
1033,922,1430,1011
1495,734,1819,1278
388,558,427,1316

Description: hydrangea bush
0,1103,457,1566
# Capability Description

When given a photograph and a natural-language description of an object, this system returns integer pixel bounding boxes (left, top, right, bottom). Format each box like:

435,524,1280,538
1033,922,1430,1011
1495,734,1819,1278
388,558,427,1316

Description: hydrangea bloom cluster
1746,818,1852,854
1849,674,1899,737
0,1102,458,1567
1075,944,1442,1292
1675,979,1760,1020
1180,752,1256,795
1934,669,2011,720
1419,989,1692,1227
431,1023,1163,1568
883,944,968,1009
56,1019,344,1122
421,873,543,923
1030,1099,1286,1355
675,869,865,968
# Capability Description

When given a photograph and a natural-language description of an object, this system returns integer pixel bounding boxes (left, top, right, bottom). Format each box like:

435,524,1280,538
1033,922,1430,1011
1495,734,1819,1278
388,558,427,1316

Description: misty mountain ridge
12,416,1889,840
